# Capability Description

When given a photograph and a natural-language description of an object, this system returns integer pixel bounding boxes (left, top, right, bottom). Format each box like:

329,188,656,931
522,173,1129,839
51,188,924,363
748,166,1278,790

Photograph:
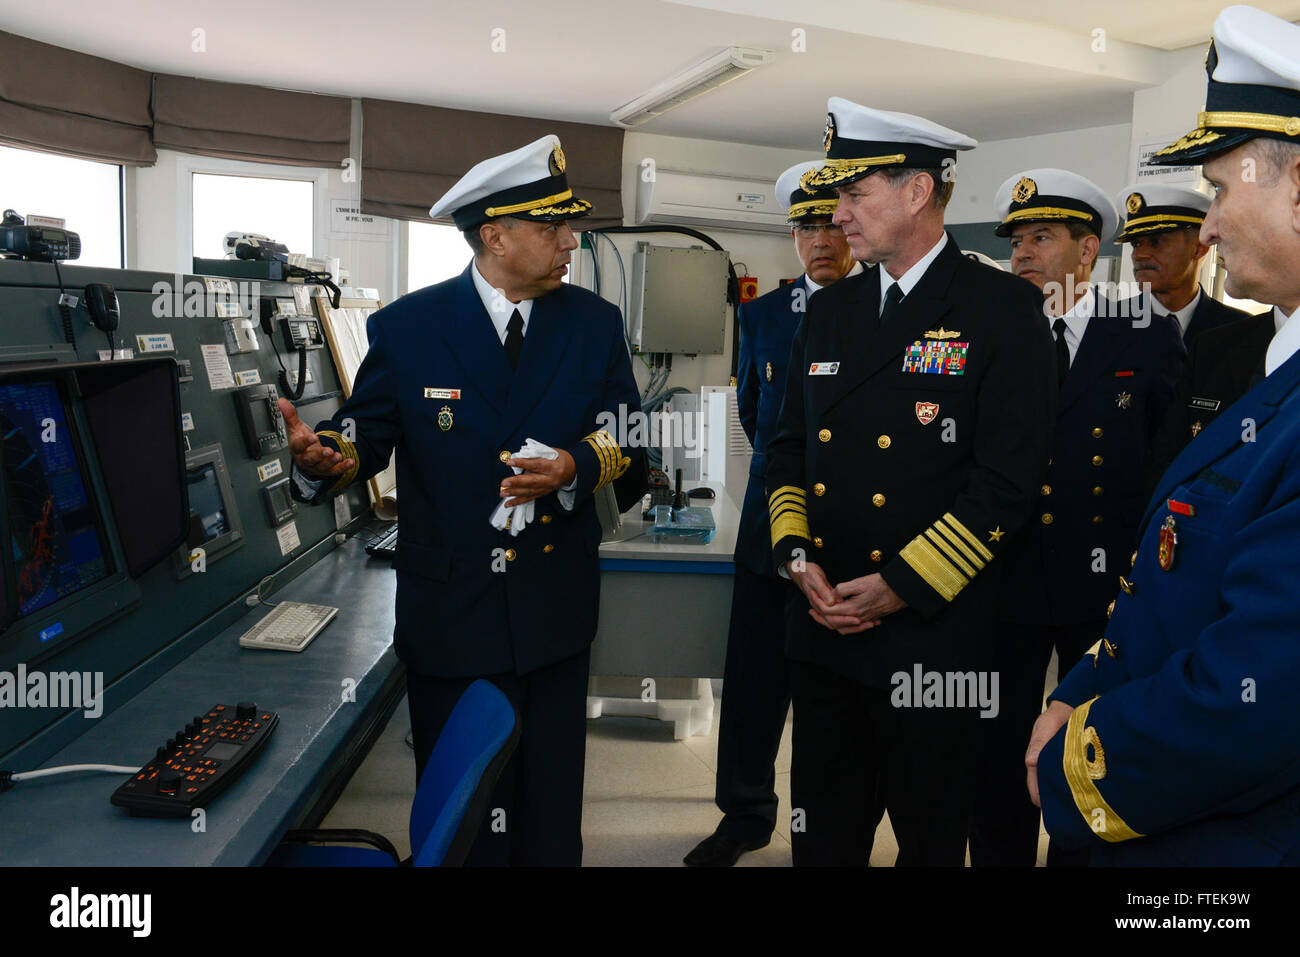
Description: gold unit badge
1012,176,1037,204
765,361,773,382
437,405,454,432
1126,192,1144,215
923,327,961,340
549,144,566,175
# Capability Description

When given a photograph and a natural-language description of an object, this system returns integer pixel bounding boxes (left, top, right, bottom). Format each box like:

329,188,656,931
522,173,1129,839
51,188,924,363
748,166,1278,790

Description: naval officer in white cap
282,134,646,865
970,169,1184,867
1028,4,1300,866
1116,183,1251,346
764,97,1057,865
686,161,867,867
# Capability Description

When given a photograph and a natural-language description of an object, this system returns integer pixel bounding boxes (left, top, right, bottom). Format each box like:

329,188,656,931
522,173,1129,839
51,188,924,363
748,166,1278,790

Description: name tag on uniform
902,340,969,375
1189,396,1221,411
424,387,461,399
809,362,840,375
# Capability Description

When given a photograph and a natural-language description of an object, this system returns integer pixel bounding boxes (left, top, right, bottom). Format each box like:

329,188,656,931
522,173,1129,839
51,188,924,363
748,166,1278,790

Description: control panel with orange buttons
110,702,278,815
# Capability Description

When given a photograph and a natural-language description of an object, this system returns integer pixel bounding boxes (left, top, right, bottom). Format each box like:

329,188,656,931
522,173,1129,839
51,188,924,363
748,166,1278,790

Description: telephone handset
259,297,323,400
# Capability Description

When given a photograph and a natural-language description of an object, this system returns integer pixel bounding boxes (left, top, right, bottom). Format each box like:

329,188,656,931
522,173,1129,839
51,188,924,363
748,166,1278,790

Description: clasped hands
785,560,905,634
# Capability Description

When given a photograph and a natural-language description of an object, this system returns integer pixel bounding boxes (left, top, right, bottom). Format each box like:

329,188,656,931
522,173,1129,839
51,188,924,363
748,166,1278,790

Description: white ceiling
1,0,1295,148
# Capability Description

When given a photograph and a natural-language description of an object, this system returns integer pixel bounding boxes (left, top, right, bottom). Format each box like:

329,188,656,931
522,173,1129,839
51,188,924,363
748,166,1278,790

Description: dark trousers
714,564,791,840
789,659,979,866
969,619,1104,867
405,646,591,866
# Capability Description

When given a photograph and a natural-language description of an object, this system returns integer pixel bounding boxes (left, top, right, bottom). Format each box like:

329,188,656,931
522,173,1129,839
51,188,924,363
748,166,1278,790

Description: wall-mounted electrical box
628,243,729,355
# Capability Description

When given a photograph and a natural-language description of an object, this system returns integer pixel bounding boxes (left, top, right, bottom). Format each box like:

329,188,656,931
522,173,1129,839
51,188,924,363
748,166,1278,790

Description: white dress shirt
471,259,533,341
879,232,949,307
1266,304,1300,376
1154,288,1202,339
804,260,864,297
1049,283,1095,366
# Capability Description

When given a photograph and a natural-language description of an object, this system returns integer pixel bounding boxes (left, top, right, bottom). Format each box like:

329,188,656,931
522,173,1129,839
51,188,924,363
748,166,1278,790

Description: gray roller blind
361,98,624,229
0,31,154,165
153,74,350,167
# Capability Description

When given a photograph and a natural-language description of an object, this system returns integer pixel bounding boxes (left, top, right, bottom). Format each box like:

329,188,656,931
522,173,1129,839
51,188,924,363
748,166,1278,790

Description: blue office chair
266,679,519,867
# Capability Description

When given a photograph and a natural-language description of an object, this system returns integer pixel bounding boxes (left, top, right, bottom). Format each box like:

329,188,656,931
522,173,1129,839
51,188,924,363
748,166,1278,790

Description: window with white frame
0,145,122,268
191,171,315,261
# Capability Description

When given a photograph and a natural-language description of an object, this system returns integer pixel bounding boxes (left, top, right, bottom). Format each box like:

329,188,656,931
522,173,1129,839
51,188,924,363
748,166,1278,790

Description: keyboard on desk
365,522,398,559
239,601,338,652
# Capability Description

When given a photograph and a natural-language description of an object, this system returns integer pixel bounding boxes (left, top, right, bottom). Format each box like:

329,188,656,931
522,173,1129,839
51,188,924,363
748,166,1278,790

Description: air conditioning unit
635,168,791,235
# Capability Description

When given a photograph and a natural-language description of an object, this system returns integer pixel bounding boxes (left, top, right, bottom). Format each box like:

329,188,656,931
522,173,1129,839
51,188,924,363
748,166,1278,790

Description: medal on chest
1157,514,1178,571
438,405,454,432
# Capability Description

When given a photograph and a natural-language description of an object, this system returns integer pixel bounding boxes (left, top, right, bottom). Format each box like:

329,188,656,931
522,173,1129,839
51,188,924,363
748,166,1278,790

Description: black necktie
1053,317,1070,389
504,309,524,371
879,282,903,326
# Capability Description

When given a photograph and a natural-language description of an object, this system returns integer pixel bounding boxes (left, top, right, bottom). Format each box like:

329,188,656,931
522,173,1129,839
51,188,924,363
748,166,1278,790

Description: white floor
322,669,1055,866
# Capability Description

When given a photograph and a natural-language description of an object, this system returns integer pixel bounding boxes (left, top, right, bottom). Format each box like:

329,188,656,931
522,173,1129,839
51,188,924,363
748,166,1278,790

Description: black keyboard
110,702,278,816
365,523,398,559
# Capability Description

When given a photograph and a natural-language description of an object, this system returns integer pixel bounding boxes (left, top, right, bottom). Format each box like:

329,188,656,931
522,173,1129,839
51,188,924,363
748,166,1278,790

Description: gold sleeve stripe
925,528,977,580
933,521,985,571
770,511,811,545
583,429,624,490
1062,698,1143,843
943,512,994,561
317,430,360,493
899,536,967,602
1084,640,1102,661
768,488,806,510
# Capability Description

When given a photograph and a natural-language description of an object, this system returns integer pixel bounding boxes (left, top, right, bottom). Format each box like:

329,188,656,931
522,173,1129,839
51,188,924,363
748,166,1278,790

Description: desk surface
0,537,401,866
598,481,741,564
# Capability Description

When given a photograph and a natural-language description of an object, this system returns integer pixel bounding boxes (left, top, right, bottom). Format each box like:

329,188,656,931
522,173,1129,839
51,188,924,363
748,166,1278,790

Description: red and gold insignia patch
915,402,939,425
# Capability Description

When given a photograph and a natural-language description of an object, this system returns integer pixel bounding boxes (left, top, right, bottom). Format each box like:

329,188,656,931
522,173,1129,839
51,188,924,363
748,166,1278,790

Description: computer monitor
1,378,113,618
0,358,187,666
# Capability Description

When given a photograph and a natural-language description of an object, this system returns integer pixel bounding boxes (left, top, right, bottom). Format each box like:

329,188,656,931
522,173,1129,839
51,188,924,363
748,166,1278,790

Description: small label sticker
808,362,840,376
275,299,298,316
39,621,64,642
181,412,195,432
26,214,66,229
215,301,243,318
275,520,301,556
204,277,236,296
424,387,462,399
97,348,135,361
135,333,175,353
234,369,262,386
257,459,284,482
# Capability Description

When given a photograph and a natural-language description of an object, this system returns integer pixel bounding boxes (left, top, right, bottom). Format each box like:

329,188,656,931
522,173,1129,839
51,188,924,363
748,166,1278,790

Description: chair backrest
409,679,520,866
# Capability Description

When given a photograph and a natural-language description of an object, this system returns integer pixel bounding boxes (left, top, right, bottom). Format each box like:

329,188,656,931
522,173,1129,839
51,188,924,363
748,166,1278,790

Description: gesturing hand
279,398,353,480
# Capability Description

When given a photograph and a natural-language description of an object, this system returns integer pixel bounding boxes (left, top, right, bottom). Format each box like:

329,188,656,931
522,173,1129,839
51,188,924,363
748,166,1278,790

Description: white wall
947,123,1133,226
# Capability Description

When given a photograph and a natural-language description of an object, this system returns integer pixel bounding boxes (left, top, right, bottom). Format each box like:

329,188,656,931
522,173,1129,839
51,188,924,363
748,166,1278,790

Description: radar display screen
1,380,111,617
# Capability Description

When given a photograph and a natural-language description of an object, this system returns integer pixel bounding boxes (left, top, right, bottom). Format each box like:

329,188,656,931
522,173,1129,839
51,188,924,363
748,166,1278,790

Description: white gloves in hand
488,438,574,536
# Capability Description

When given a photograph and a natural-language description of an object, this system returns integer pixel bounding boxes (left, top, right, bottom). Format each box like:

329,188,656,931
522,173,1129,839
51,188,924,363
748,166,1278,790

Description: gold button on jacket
1041,513,1054,525
877,435,891,449
813,483,826,496
872,493,885,507
505,548,517,561
818,429,831,443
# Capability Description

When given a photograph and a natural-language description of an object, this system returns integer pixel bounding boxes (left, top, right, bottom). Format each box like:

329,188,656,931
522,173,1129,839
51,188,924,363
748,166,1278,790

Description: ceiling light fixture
610,46,774,128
